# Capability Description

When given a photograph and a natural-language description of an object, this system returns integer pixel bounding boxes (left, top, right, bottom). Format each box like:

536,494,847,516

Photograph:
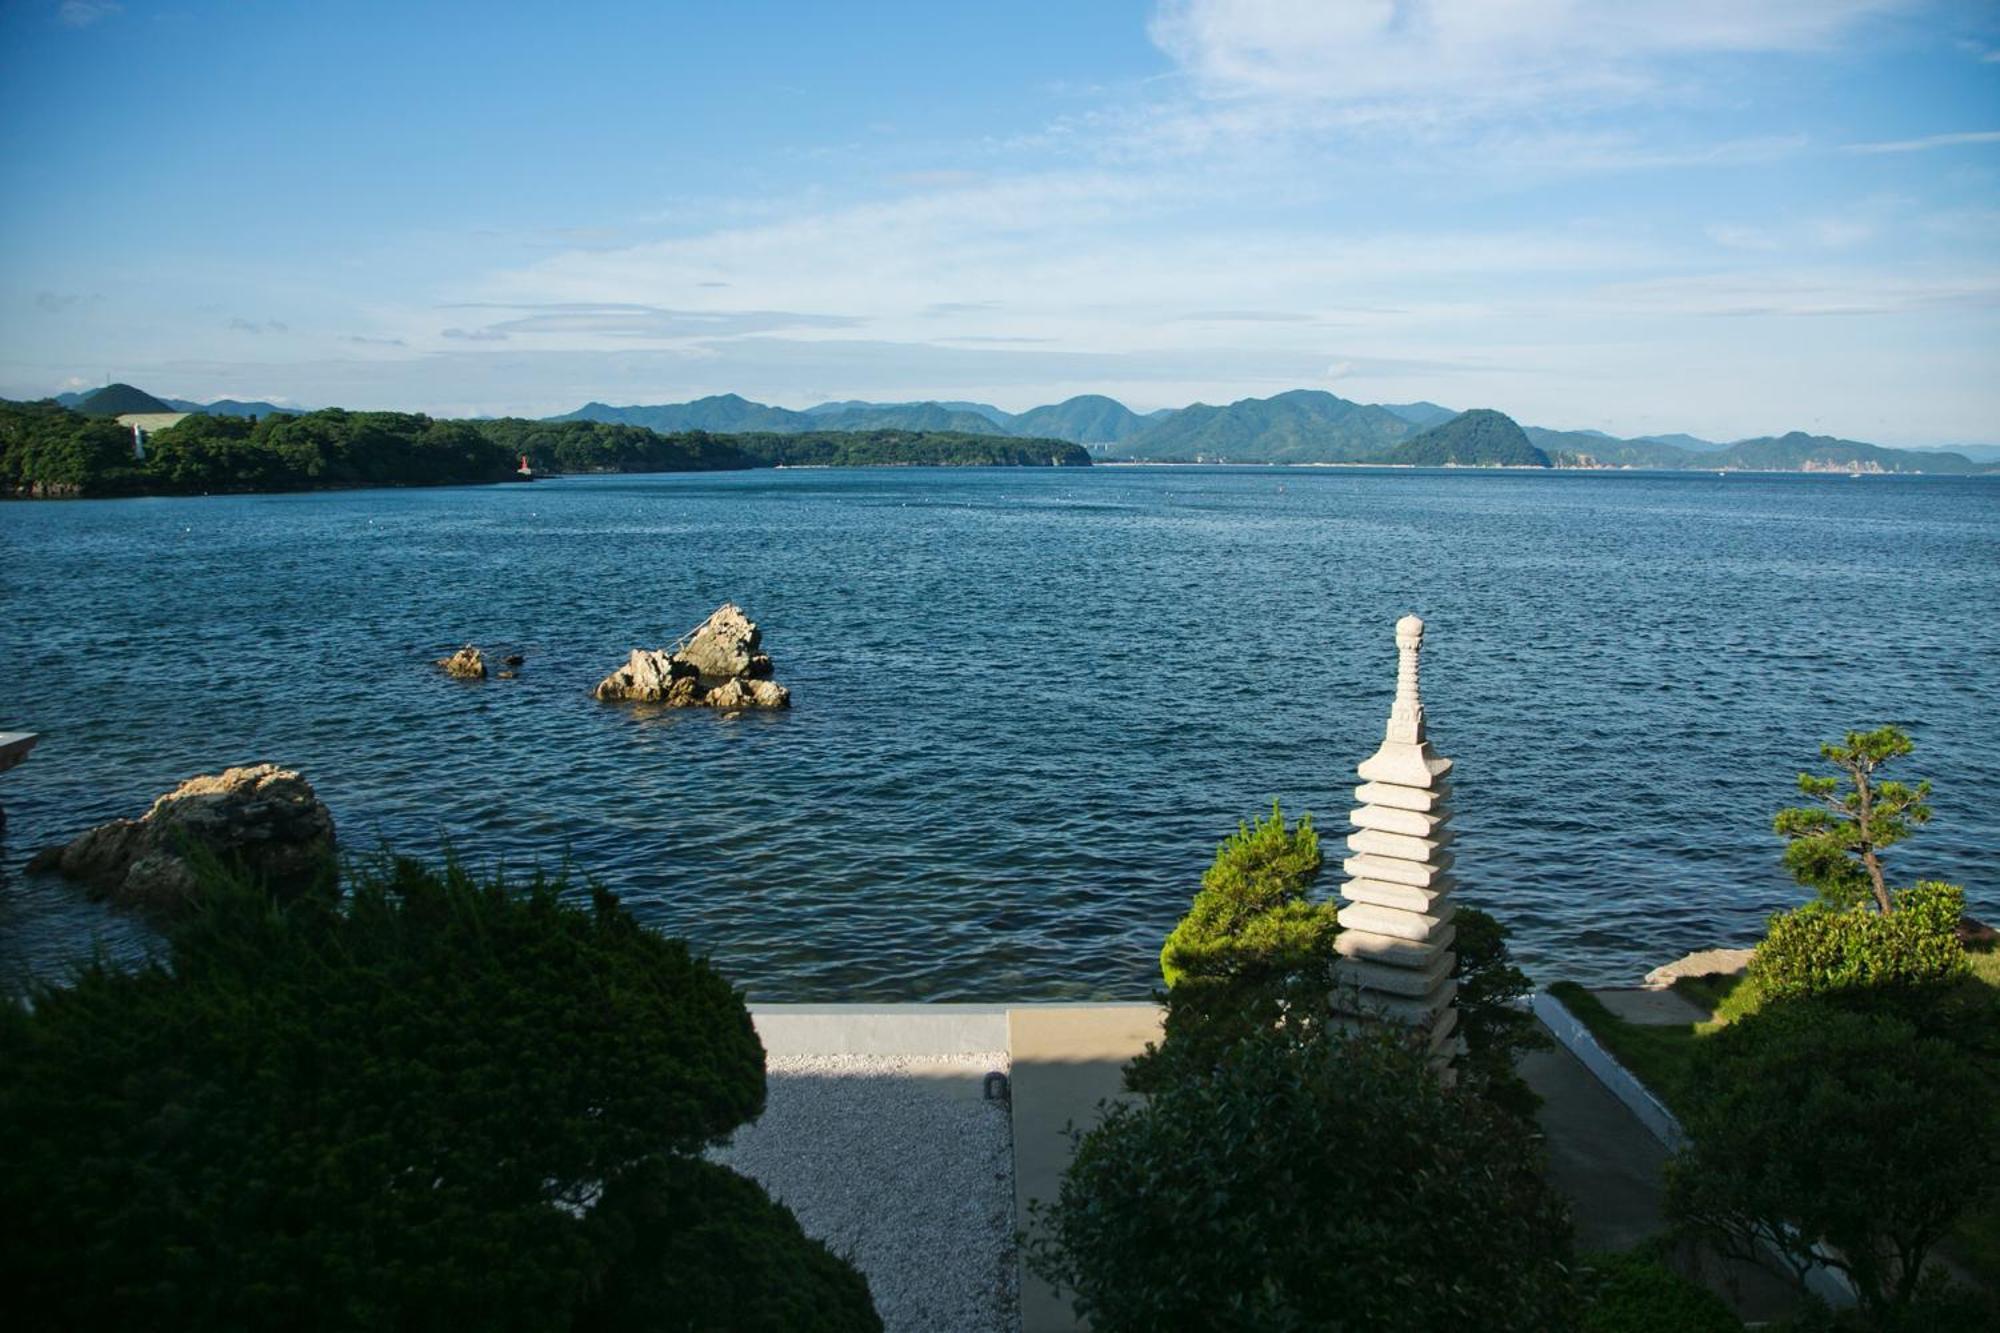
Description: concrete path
1589,986,1710,1026
1007,1003,1163,1333
1524,1021,1798,1322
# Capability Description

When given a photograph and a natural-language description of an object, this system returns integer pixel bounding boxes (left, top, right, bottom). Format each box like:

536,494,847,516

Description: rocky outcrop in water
594,603,790,709
436,645,487,679
27,763,336,914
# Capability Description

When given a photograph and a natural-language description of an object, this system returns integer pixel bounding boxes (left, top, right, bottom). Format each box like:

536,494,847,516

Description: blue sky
2,0,1996,444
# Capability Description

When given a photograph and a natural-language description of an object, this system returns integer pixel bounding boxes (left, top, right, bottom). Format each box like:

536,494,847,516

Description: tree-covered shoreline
0,401,1090,499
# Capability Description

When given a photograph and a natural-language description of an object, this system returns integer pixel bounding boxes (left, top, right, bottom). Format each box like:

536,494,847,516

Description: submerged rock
436,645,487,679
594,603,791,710
27,763,336,915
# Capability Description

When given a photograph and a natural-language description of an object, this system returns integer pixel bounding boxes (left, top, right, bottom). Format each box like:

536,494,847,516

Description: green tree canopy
1774,727,1933,914
0,857,878,1332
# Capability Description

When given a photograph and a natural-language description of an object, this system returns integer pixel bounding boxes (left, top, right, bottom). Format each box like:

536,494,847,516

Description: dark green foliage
1665,998,1999,1319
730,428,1089,467
1577,1250,1741,1333
0,856,867,1331
1774,727,1933,913
1747,883,1968,1012
1127,805,1336,1092
1382,408,1552,467
1453,902,1550,1115
0,399,148,495
1029,1027,1578,1332
578,1156,881,1333
472,417,755,474
1,397,1087,498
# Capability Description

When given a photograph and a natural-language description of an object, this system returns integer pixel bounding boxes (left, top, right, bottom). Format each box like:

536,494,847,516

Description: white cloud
57,1,121,27
1147,0,1911,107
1844,129,2000,154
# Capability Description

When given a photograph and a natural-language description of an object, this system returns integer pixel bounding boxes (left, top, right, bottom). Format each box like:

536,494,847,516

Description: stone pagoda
1333,615,1462,1065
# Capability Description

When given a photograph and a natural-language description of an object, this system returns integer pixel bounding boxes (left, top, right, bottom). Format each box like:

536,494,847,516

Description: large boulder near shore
27,764,335,914
594,603,790,709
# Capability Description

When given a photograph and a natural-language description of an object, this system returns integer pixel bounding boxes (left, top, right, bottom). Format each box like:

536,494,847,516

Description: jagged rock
503,653,525,668
677,603,762,681
28,764,335,915
594,604,791,709
593,649,698,702
437,645,486,679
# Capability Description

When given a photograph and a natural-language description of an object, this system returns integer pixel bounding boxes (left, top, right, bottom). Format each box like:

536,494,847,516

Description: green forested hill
74,383,174,416
1120,389,1416,461
731,429,1089,467
1010,394,1150,444
1383,409,1551,467
1,402,1087,497
1711,431,1981,474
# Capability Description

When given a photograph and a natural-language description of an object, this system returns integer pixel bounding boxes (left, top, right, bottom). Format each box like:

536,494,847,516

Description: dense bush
1451,902,1549,1114
1737,882,1967,1017
577,1156,880,1332
0,857,876,1331
1127,805,1337,1092
1665,997,1998,1320
1576,1251,1740,1333
1031,1026,1577,1332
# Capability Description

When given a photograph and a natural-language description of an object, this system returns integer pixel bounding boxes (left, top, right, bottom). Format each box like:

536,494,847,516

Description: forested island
0,400,1090,499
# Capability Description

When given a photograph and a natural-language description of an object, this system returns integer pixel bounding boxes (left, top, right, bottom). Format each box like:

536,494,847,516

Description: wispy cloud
1148,0,1912,109
437,301,862,342
1843,129,2000,154
227,317,289,335
57,1,121,28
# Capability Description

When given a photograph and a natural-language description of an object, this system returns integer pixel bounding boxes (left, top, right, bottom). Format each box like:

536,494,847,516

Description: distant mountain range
32,382,1996,473
56,383,303,418
554,390,1991,473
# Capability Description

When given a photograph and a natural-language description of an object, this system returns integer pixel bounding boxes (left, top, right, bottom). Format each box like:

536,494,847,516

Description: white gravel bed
712,1052,1018,1332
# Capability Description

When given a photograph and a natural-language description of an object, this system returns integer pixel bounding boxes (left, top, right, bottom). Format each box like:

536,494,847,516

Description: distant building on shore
116,412,190,459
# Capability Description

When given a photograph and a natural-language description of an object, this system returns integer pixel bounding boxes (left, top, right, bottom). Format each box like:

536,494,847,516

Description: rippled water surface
2,467,1995,995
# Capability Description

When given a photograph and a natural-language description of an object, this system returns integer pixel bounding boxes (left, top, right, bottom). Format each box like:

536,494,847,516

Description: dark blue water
2,467,1995,997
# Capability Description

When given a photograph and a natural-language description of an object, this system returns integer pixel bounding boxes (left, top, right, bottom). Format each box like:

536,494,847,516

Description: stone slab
1335,950,1455,997
1642,948,1755,990
1354,779,1451,813
1342,851,1454,888
1335,924,1456,967
0,731,37,776
1345,826,1452,861
1336,900,1455,941
1009,1004,1164,1333
1341,875,1455,913
1349,804,1450,838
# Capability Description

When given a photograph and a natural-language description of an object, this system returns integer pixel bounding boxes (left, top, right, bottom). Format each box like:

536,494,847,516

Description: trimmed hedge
0,857,876,1331
1031,1027,1578,1332
1746,882,1967,1010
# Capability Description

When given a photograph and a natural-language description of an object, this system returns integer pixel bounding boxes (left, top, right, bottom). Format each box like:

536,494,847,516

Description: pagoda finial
1387,614,1425,744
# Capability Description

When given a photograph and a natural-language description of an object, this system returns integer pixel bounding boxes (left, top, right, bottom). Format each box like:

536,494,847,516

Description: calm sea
2,466,1995,997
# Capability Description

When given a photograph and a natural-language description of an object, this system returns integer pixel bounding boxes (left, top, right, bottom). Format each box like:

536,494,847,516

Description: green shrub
1577,1250,1740,1332
1129,804,1337,1092
1747,882,1967,1011
0,856,872,1331
578,1156,881,1332
1453,902,1549,1116
1665,997,1998,1319
1031,1027,1578,1332
1158,802,1329,990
